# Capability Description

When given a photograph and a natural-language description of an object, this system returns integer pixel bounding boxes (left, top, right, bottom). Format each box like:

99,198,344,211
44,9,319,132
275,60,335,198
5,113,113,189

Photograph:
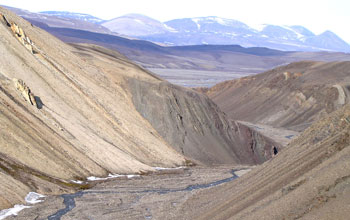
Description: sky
1,0,349,43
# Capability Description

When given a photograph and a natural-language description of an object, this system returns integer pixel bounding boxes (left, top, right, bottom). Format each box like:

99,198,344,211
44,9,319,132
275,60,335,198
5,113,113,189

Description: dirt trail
237,121,299,146
332,84,346,105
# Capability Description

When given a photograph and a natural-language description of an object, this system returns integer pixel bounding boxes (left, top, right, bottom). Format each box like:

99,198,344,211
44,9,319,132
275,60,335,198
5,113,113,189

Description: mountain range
3,6,350,53
25,23,350,87
40,11,104,24
2,6,350,89
103,14,350,53
1,6,114,35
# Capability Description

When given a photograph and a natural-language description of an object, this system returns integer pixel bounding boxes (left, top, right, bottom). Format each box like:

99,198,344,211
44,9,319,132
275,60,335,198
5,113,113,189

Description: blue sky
1,0,349,43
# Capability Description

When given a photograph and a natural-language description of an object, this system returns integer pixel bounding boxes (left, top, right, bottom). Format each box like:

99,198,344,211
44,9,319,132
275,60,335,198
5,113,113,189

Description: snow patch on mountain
0,192,45,220
282,25,305,39
216,17,229,25
208,17,227,25
192,18,201,30
134,19,145,25
164,24,178,32
250,24,267,32
40,11,105,23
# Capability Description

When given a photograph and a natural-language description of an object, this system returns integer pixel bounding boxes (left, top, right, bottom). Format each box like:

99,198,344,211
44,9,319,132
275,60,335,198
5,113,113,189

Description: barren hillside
205,61,350,131
178,103,350,219
0,7,185,209
0,6,276,210
69,43,277,165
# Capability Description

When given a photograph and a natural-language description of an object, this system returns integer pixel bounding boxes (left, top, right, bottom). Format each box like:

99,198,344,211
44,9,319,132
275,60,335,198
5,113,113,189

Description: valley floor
148,68,251,87
6,166,251,220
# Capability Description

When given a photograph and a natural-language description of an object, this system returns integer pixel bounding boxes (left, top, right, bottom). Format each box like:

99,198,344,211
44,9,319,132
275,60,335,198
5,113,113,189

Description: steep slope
206,61,350,131
178,104,350,220
0,7,188,208
71,44,274,166
0,7,270,210
73,45,286,165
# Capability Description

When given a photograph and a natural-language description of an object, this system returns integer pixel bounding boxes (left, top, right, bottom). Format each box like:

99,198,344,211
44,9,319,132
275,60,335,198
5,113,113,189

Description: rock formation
11,22,34,53
13,78,38,107
0,13,10,27
283,71,291,80
129,78,282,165
1,14,34,53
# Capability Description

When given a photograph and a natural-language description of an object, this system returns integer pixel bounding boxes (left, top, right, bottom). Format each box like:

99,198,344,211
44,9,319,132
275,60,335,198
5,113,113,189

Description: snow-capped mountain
289,25,316,38
4,5,349,53
260,25,306,41
165,16,254,34
113,16,260,46
40,11,105,24
304,31,350,52
2,6,113,34
163,17,258,45
101,15,349,52
256,25,350,52
101,14,177,37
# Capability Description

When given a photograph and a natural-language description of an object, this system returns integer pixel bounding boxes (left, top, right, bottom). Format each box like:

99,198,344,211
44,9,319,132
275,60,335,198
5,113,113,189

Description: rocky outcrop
0,13,10,26
11,22,34,53
236,122,284,162
283,71,291,80
13,78,38,108
283,71,303,80
1,14,34,53
128,79,275,165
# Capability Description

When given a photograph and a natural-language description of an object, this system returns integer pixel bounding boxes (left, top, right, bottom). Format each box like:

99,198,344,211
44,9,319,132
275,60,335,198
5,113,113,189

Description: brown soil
206,61,350,131
1,6,350,220
0,6,273,210
178,104,350,220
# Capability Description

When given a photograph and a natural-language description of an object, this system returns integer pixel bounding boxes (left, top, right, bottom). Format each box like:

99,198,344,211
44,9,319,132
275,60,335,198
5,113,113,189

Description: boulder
3,18,35,54
1,14,10,27
13,78,38,108
283,71,291,80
